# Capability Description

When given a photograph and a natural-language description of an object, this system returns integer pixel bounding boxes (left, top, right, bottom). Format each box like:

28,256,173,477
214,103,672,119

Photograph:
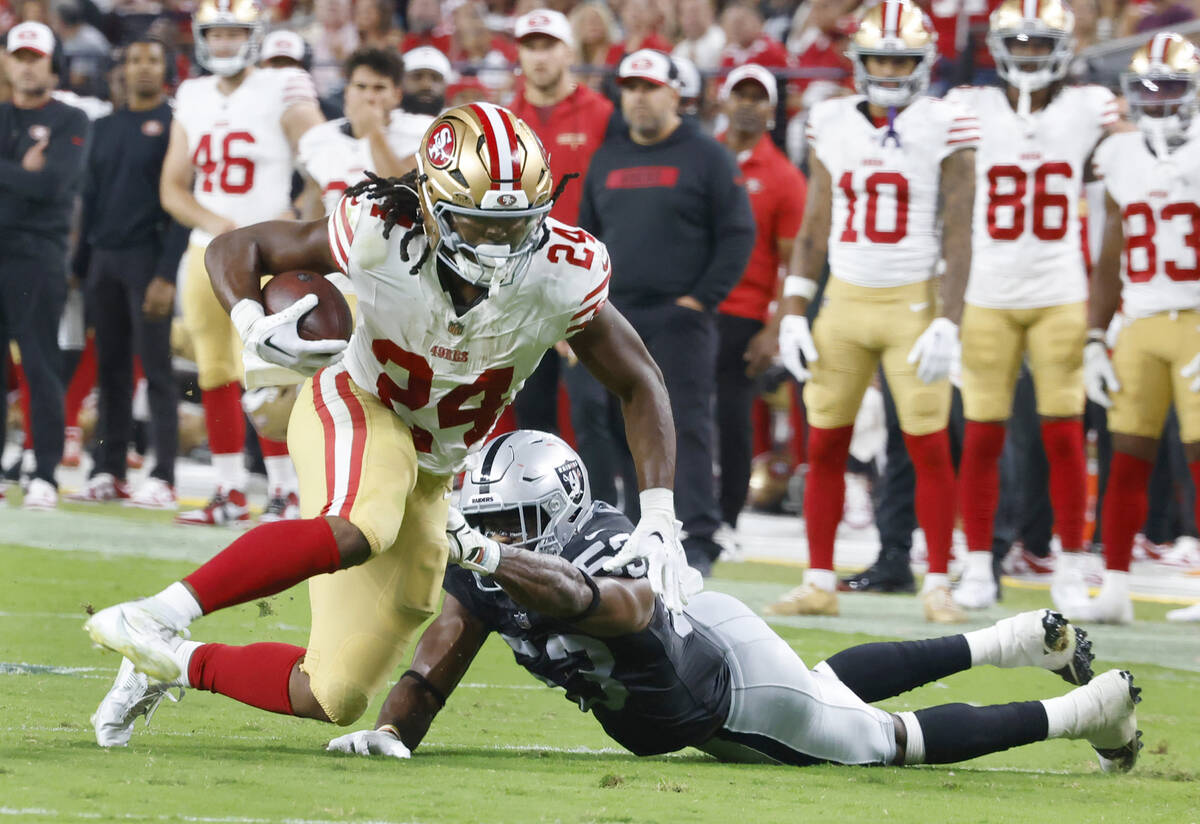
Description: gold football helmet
1123,31,1200,153
847,0,937,108
193,0,265,77
988,0,1075,94
416,103,555,291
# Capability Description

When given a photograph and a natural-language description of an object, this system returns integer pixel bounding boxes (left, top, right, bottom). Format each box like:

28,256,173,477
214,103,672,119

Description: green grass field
2,501,1198,823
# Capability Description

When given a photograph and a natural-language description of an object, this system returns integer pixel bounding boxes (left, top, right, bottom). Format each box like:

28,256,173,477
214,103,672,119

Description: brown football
261,271,353,342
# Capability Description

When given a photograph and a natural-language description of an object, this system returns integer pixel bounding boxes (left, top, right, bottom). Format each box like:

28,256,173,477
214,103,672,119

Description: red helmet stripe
1150,32,1171,66
884,0,901,38
469,102,519,191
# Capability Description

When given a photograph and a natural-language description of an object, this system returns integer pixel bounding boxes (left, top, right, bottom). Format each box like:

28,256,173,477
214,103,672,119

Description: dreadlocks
344,169,431,274
342,170,583,275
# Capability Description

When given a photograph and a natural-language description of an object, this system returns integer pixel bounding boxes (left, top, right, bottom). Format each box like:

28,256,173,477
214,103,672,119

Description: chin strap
881,106,902,148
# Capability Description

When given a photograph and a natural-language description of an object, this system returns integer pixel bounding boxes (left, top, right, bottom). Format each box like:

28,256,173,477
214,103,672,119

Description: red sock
904,430,956,574
188,642,305,715
1190,461,1200,540
203,381,245,456
258,434,290,457
1041,419,1087,550
184,518,340,613
16,364,32,448
1100,451,1153,572
959,421,1006,551
65,337,97,428
804,425,854,571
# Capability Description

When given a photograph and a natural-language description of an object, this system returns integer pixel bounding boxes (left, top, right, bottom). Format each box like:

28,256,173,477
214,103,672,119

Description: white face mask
852,47,933,110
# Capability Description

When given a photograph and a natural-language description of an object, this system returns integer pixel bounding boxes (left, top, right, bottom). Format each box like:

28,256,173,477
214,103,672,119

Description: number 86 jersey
807,95,979,288
946,85,1118,309
327,196,611,474
1092,129,1200,319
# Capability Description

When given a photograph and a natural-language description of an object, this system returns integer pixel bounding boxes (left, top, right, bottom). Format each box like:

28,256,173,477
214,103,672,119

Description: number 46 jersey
946,85,1117,309
327,196,611,474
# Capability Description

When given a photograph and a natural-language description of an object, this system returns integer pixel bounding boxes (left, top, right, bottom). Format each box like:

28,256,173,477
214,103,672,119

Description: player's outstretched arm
569,304,674,492
937,147,975,327
1089,192,1125,335
329,594,489,757
205,217,337,313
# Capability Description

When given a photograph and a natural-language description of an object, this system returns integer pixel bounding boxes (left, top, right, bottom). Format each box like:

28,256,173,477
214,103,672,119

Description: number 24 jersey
806,95,979,288
327,195,611,474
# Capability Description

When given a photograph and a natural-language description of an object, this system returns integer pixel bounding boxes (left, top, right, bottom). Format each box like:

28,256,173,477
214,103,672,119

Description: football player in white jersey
84,104,696,745
297,47,425,216
160,0,324,526
945,0,1119,610
770,0,978,623
1071,33,1200,624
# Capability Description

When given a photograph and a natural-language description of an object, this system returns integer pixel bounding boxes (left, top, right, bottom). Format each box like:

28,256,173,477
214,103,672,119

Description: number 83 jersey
807,95,979,287
946,85,1118,309
328,196,611,474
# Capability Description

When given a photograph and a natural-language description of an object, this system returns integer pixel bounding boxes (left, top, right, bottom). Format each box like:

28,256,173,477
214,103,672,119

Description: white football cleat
22,477,58,511
1069,669,1143,773
991,609,1094,685
953,567,998,609
126,477,178,510
259,490,300,523
1067,586,1135,626
1050,552,1092,614
84,601,187,682
1166,602,1200,622
91,657,182,747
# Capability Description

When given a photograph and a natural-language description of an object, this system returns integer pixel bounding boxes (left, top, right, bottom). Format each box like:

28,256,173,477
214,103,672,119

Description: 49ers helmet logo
426,122,457,169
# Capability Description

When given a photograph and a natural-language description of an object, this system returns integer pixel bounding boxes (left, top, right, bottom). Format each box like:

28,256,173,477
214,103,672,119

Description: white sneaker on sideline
1050,553,1091,614
953,566,997,609
66,473,130,503
1067,581,1135,625
91,657,182,747
22,477,58,511
1166,602,1200,622
84,601,188,682
126,477,177,510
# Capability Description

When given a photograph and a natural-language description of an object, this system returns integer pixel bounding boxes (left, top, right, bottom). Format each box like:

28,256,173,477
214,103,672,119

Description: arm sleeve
154,219,192,283
0,107,90,202
940,101,980,161
280,67,320,111
692,144,756,310
327,191,395,275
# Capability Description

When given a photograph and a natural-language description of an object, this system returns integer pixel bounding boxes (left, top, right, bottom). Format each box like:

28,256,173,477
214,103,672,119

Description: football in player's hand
262,271,353,342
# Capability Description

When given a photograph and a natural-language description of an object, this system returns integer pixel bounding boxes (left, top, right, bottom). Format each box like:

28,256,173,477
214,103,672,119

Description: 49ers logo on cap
426,122,456,169
629,56,656,72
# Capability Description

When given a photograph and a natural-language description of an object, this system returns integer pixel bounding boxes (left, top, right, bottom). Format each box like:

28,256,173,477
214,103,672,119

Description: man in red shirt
716,64,806,539
507,8,615,435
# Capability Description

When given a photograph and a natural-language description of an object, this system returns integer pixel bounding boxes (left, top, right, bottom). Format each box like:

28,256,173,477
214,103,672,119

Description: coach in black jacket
70,36,187,507
572,49,756,573
0,22,90,508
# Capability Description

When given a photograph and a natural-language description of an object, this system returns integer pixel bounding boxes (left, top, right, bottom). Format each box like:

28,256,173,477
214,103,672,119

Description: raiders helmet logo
555,459,586,505
141,120,164,137
426,122,456,169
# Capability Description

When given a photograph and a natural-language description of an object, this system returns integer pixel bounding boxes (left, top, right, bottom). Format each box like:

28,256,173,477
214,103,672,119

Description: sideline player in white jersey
297,47,429,217
84,103,697,745
1072,32,1200,624
945,0,1119,610
770,0,977,623
161,0,324,526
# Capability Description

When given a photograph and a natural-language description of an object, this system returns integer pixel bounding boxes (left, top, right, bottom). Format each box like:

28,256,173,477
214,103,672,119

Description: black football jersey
443,501,731,756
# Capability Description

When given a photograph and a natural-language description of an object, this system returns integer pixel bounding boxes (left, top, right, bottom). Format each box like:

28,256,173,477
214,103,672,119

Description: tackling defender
324,430,1140,773
946,0,1119,610
163,0,324,524
85,103,694,745
771,0,976,622
1074,32,1200,624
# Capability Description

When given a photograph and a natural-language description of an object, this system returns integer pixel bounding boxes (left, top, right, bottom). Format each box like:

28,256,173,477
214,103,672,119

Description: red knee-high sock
958,421,1006,552
904,430,956,574
65,337,97,429
1041,419,1087,551
203,380,245,456
16,364,32,449
1100,452,1153,572
183,518,340,613
258,434,290,457
188,642,306,715
804,425,854,571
